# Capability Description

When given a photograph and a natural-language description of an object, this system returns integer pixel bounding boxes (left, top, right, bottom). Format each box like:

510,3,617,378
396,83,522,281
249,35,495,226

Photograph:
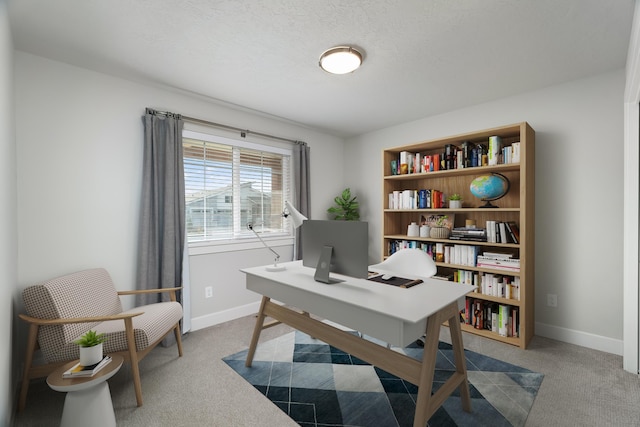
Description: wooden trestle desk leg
245,296,312,367
246,296,269,367
412,302,471,427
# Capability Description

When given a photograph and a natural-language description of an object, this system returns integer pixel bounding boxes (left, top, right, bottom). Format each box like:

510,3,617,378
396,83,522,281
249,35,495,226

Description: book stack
62,355,112,378
485,221,519,244
476,252,520,272
449,227,487,242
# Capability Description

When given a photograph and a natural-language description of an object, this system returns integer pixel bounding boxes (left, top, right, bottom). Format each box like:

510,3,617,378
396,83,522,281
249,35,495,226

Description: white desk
242,261,475,427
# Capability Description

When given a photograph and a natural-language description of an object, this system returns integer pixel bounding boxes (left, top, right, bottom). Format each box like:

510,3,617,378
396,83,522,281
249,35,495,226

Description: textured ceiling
8,0,636,137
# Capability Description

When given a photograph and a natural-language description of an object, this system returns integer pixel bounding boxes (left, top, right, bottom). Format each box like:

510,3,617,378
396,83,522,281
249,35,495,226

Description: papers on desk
367,274,423,289
62,355,111,378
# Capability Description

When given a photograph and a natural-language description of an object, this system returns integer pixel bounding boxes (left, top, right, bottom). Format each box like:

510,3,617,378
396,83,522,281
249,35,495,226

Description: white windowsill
188,236,294,256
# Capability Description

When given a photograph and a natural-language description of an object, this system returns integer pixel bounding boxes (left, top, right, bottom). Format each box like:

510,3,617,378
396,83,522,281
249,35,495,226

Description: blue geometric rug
223,330,543,427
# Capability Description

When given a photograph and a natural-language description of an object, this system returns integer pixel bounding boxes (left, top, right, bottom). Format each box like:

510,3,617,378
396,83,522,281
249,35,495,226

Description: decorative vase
429,227,450,239
407,222,419,237
449,200,462,209
79,343,103,366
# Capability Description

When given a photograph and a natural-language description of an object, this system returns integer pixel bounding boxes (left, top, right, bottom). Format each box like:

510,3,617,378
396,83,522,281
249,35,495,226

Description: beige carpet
13,314,640,426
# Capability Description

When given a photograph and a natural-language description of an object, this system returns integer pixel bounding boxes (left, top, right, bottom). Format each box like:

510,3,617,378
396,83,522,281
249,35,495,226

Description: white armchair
18,268,184,411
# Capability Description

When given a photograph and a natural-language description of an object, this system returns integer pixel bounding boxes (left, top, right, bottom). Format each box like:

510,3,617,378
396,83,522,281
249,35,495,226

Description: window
183,130,292,244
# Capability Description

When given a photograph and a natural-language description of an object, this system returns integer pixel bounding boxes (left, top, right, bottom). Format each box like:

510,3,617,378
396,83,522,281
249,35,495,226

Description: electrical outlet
547,294,557,308
205,286,213,298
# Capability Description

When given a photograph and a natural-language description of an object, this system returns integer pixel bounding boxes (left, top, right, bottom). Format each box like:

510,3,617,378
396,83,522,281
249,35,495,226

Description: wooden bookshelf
381,122,535,348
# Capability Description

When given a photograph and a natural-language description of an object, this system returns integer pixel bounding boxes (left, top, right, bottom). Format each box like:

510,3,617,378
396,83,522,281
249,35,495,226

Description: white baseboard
190,301,262,332
535,322,623,356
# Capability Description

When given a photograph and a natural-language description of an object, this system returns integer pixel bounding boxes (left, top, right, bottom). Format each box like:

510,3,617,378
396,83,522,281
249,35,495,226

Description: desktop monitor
302,220,369,283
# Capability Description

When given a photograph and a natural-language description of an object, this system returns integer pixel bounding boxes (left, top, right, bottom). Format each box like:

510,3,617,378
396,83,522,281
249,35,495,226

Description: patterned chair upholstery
18,268,184,411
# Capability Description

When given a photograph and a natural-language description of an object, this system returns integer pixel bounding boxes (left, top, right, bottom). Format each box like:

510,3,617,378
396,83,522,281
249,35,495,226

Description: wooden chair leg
18,323,39,412
125,318,143,407
173,324,183,357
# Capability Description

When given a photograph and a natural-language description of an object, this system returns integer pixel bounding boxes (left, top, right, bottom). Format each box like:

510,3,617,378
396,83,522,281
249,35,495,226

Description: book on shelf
498,222,508,244
485,221,496,243
506,221,520,243
476,256,520,272
399,151,411,174
477,254,519,263
501,145,513,165
63,355,112,378
498,305,509,337
481,251,515,259
488,136,502,166
511,142,521,163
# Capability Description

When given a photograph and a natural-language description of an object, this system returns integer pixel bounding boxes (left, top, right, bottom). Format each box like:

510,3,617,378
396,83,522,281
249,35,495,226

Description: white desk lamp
283,200,307,228
248,201,307,272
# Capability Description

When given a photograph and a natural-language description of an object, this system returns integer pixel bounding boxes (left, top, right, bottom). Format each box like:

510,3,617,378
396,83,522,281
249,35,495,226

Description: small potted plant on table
74,330,107,366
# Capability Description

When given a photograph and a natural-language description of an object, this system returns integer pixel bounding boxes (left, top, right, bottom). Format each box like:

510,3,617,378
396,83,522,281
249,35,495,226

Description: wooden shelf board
384,163,520,181
459,323,523,347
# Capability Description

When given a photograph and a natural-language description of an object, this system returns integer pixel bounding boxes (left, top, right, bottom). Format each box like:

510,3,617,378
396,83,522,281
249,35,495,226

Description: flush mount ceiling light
319,46,363,74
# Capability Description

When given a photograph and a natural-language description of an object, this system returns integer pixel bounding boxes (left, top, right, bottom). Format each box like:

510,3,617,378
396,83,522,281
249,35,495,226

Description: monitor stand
314,245,344,284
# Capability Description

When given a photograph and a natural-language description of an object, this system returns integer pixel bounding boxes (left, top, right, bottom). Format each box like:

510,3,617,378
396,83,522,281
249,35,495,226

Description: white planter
449,200,462,209
79,343,103,366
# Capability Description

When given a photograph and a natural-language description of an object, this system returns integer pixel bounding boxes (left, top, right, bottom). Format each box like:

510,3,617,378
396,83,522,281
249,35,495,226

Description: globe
469,173,510,208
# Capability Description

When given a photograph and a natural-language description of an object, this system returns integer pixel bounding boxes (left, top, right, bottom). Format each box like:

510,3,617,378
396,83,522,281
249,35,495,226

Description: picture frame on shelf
420,213,455,230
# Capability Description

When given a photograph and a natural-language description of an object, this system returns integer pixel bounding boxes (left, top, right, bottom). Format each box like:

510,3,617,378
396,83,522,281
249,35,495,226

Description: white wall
346,70,625,354
14,52,345,329
0,1,16,424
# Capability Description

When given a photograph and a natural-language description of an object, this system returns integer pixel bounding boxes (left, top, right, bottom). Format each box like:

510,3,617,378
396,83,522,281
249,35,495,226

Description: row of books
393,140,520,175
62,355,112,378
486,220,520,244
388,241,457,262
447,269,520,300
474,272,520,300
434,270,520,301
388,189,445,209
461,299,519,338
388,241,519,272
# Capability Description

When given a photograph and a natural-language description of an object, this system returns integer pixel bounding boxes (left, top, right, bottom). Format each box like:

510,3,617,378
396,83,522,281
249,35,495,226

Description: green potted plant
74,330,107,366
448,193,463,209
327,188,360,221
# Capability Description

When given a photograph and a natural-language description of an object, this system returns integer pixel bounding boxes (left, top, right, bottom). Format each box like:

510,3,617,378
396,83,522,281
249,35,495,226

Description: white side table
47,354,123,427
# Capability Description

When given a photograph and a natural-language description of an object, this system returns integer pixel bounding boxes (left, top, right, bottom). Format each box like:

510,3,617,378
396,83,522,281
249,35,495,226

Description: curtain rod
150,109,304,145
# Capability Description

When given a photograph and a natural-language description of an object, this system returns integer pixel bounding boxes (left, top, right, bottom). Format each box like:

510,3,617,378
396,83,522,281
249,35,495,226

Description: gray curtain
136,108,185,315
293,141,310,260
